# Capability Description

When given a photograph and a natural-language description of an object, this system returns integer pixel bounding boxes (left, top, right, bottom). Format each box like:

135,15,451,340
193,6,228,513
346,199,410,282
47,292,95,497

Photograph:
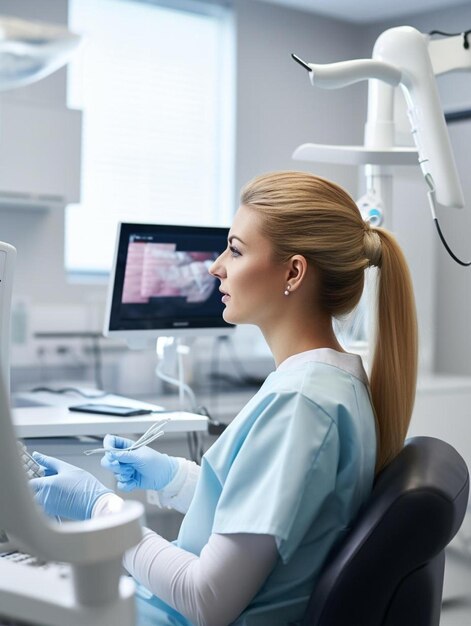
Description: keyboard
0,550,48,569
0,615,37,626
0,547,70,626
17,441,45,480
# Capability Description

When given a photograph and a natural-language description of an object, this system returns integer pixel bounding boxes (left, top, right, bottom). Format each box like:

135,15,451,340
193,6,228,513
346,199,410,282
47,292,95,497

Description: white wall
234,0,365,197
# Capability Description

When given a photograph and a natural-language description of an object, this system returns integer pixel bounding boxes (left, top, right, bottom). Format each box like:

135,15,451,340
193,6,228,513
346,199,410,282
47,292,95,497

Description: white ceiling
256,0,470,24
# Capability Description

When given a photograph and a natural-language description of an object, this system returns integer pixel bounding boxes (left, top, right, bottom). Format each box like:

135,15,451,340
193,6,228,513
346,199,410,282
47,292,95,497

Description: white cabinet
0,97,82,209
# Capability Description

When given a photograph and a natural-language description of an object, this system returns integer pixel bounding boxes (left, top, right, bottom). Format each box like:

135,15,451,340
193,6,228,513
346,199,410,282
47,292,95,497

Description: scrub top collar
277,348,368,385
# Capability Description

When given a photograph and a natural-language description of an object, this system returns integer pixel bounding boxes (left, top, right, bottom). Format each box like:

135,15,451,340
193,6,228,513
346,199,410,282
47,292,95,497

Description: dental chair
301,436,469,626
0,369,145,626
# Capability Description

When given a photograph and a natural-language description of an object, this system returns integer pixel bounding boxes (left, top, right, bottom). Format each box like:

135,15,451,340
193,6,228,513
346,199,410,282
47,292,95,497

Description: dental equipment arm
428,30,471,77
374,26,464,209
292,54,402,89
0,368,144,625
294,26,465,210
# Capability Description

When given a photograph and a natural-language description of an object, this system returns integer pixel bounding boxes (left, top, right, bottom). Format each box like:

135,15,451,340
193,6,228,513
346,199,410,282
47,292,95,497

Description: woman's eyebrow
228,235,246,245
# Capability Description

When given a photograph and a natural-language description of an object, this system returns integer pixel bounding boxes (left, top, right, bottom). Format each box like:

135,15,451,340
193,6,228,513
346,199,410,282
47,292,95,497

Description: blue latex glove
30,452,113,521
101,435,178,492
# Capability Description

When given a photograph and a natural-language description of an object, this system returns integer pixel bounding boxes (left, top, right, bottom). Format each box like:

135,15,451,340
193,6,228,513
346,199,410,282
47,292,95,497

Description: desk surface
13,407,208,438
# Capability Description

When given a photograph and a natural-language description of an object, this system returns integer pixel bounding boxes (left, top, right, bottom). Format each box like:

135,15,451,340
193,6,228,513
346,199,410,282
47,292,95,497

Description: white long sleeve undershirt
154,457,201,513
93,460,278,626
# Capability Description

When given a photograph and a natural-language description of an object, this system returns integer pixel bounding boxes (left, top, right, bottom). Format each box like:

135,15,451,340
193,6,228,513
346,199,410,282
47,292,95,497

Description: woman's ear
286,255,308,292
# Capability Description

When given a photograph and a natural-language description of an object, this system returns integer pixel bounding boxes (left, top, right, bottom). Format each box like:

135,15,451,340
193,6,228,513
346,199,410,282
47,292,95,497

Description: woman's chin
222,307,237,325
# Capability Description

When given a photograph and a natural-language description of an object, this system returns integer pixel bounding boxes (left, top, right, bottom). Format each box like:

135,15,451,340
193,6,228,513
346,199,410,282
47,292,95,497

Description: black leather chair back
301,436,469,626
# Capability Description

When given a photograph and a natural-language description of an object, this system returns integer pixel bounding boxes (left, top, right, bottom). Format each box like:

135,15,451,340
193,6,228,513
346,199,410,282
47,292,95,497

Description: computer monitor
104,222,234,348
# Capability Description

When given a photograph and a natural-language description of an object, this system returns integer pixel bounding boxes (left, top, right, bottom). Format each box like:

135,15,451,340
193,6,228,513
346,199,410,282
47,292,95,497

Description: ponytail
370,228,418,472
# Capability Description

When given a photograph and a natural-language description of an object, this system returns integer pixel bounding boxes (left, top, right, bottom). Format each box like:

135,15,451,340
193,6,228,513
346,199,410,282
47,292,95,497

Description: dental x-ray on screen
104,223,234,346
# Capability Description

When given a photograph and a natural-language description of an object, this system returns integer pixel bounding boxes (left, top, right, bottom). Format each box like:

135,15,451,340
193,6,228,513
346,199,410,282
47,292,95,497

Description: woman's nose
209,252,226,278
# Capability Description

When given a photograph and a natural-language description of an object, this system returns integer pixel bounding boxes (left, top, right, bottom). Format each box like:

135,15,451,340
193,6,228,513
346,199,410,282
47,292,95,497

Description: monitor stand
155,336,197,411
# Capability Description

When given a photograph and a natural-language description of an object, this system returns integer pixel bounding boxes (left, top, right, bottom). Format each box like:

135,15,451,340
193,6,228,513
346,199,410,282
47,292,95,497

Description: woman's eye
229,246,241,257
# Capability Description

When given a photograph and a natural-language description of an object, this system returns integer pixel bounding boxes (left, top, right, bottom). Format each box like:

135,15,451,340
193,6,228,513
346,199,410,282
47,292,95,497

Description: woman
31,171,418,626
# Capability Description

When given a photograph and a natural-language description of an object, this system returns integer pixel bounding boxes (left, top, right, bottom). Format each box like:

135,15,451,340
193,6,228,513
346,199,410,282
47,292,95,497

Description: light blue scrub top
136,348,377,626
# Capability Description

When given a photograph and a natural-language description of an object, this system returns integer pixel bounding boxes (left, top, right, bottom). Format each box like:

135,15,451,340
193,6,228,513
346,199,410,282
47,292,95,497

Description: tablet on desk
69,403,154,417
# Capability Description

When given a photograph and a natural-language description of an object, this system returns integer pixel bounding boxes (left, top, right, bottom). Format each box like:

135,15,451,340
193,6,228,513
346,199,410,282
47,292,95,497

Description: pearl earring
284,285,291,296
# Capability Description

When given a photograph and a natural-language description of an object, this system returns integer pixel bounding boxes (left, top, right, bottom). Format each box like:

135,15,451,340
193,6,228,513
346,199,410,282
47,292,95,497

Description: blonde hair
241,171,418,472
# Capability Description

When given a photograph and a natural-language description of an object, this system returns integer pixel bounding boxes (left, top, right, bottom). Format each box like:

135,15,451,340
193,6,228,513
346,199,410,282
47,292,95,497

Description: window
66,0,234,275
